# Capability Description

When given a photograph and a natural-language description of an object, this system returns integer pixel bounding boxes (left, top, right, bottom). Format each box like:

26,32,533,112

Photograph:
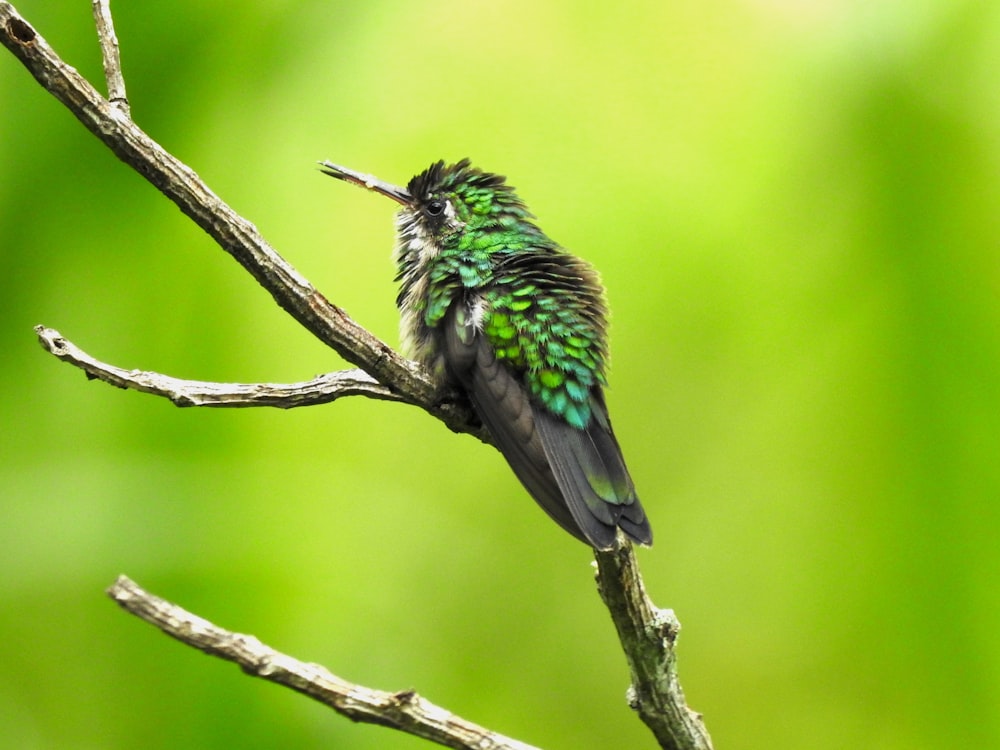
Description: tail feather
534,397,652,549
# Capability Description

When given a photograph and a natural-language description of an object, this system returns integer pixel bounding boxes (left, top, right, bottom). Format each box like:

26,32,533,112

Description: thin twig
107,576,540,750
91,0,128,115
35,325,405,408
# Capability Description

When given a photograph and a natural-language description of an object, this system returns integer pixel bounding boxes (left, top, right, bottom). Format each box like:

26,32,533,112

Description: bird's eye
424,199,445,217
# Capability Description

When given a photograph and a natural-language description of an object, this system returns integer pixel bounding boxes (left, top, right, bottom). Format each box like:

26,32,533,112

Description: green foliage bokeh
3,1,999,748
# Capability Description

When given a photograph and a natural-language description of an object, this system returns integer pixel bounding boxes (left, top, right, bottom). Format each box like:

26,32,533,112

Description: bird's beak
319,161,411,206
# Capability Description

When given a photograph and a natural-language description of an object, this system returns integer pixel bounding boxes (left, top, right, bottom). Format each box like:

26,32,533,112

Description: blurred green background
3,1,999,748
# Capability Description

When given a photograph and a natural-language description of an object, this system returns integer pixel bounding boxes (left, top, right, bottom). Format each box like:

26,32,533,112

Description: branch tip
91,0,129,115
7,15,34,43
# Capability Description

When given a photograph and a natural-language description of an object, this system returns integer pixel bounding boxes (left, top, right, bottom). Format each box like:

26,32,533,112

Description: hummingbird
320,158,652,550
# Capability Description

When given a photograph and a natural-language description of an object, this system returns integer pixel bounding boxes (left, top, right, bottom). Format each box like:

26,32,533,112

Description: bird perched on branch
321,158,651,550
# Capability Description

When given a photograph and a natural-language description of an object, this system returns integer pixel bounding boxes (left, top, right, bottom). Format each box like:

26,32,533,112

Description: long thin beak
318,161,411,205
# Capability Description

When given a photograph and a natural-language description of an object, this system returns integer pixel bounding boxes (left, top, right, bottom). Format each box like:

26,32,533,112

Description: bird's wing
444,300,652,548
443,301,588,542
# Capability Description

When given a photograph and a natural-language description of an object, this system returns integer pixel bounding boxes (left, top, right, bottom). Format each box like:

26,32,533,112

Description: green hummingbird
320,158,651,549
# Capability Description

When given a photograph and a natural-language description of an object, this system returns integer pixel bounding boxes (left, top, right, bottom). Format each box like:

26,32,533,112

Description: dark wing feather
534,389,651,549
444,304,588,541
443,302,652,549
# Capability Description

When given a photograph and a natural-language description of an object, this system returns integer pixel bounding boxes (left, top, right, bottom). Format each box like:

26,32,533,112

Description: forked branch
1,3,712,748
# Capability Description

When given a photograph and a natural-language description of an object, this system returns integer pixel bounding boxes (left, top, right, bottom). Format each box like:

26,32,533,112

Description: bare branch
0,1,474,434
3,3,712,749
595,540,713,750
35,325,404,408
91,0,128,115
107,576,540,750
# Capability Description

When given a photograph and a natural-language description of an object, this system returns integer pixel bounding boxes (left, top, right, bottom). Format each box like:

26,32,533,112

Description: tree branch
3,3,712,749
35,325,405,408
107,576,540,750
0,0,475,435
91,0,128,115
595,542,713,750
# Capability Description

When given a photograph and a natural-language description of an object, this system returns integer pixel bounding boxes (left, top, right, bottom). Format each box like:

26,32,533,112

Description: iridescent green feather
405,163,612,431
483,270,607,430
